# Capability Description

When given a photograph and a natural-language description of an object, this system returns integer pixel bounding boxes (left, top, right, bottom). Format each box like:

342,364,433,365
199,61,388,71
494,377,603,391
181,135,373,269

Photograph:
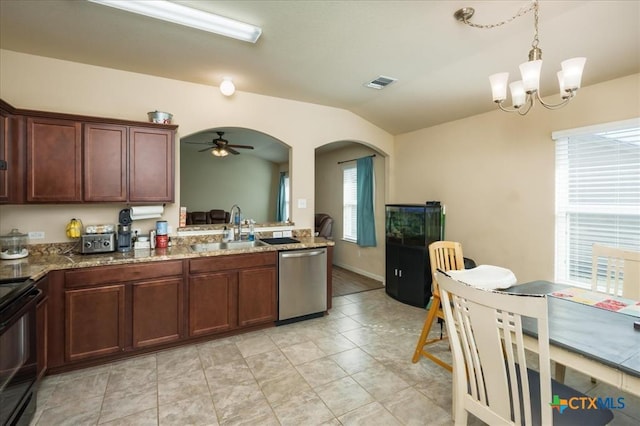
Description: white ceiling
1,0,638,136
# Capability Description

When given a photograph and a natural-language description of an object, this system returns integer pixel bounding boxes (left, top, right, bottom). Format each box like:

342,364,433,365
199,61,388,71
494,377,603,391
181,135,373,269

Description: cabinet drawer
65,260,183,288
189,252,276,274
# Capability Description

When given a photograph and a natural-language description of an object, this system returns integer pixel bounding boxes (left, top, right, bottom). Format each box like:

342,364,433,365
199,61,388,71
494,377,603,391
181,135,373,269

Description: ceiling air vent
365,75,397,90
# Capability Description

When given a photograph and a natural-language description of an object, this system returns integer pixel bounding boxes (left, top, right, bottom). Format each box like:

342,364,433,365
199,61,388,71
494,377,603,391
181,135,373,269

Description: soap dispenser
248,220,255,241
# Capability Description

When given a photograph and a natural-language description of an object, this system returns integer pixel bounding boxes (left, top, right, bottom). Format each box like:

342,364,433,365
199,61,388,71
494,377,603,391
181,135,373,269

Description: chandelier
454,0,586,115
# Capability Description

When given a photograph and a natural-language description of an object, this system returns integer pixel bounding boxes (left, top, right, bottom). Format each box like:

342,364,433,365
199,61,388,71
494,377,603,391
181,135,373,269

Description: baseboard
333,263,385,285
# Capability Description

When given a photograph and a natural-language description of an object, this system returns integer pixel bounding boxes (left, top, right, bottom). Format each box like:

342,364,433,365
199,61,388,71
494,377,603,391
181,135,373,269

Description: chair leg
412,295,452,371
412,296,441,363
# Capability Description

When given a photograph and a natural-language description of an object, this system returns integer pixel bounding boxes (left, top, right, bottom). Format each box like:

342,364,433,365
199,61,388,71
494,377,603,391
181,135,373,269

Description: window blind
554,120,640,286
343,165,357,241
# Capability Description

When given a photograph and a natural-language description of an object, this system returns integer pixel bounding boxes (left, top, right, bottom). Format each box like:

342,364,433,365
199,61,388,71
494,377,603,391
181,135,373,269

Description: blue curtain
276,172,287,222
356,156,376,247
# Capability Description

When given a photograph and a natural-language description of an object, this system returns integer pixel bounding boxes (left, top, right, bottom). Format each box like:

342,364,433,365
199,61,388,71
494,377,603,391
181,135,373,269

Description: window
283,174,290,221
554,119,640,286
343,164,357,241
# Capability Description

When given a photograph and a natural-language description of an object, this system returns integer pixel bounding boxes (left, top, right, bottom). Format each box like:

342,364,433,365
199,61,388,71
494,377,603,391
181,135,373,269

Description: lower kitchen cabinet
188,252,277,338
132,278,183,348
44,252,280,373
65,284,126,362
61,260,184,364
189,272,236,336
238,267,277,327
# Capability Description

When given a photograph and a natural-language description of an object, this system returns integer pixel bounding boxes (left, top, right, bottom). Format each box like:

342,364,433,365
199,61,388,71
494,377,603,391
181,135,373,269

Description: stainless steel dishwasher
278,248,327,322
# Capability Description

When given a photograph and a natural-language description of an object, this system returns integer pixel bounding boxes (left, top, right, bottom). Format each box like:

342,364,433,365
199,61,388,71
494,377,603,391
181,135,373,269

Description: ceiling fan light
489,72,509,102
220,78,236,96
561,57,586,91
211,147,229,157
519,59,542,93
509,80,526,108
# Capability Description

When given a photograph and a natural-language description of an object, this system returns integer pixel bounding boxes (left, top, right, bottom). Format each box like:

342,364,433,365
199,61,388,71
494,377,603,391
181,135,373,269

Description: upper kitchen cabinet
0,99,177,204
128,127,174,203
84,123,128,202
0,101,25,203
84,125,174,203
26,117,82,202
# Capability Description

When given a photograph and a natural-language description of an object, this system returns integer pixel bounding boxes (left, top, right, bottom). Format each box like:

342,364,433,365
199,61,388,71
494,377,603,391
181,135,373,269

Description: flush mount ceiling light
455,0,586,115
87,0,262,43
211,147,229,157
220,78,236,96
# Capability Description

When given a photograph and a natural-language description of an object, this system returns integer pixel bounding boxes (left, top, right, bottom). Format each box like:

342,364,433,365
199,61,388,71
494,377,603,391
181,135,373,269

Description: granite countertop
0,237,334,282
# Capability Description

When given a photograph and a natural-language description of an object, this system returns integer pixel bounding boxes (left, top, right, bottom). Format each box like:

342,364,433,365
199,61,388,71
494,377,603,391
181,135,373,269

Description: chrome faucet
229,204,242,241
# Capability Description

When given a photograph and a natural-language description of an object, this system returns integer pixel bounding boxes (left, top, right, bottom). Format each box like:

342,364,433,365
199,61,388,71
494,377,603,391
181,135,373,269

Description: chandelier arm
495,96,534,115
534,91,575,110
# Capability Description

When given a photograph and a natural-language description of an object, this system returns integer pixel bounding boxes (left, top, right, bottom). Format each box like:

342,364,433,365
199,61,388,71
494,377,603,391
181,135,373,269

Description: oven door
0,287,40,426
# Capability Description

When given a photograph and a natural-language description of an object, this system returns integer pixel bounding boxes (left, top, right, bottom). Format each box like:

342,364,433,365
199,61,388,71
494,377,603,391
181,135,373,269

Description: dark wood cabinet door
36,295,48,379
65,285,126,362
84,123,127,201
238,267,277,327
26,117,82,202
0,111,7,201
0,113,25,204
128,127,174,202
131,278,183,348
188,272,237,337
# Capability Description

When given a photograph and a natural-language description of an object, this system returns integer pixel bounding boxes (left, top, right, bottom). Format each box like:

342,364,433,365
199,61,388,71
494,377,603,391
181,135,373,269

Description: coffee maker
117,209,133,252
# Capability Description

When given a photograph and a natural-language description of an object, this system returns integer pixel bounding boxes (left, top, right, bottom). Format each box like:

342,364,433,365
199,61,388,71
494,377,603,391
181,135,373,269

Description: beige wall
315,144,386,281
0,49,393,242
392,73,640,283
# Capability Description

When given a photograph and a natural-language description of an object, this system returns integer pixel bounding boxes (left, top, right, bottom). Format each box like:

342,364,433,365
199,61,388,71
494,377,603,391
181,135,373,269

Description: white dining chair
436,271,614,426
591,243,640,299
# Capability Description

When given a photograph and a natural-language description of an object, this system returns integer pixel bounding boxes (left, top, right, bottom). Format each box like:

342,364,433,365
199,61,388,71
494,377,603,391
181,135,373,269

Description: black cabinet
386,244,430,307
385,203,442,307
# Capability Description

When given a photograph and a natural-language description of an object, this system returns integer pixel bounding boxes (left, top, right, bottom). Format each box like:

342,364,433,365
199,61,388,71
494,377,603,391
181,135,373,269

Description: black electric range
0,276,35,313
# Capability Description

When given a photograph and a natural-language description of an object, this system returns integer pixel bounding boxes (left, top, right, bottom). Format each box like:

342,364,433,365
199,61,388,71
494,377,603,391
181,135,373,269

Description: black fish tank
385,202,443,307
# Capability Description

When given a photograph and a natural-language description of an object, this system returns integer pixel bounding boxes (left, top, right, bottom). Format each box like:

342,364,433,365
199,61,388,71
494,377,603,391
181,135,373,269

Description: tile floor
32,289,640,425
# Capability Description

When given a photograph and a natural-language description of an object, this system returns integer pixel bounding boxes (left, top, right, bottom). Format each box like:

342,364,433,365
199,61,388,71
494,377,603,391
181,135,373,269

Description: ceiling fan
187,131,254,157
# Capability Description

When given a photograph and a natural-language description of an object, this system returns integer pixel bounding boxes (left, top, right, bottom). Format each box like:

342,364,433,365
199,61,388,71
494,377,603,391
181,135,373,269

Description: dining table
505,280,640,398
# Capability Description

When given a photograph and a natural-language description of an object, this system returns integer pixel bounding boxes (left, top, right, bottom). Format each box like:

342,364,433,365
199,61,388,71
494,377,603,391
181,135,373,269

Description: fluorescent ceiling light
87,0,262,43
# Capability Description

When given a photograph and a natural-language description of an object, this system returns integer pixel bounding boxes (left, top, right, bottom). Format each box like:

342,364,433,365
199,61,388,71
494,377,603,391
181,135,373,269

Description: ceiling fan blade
227,144,254,150
198,147,212,152
227,147,241,155
186,141,212,145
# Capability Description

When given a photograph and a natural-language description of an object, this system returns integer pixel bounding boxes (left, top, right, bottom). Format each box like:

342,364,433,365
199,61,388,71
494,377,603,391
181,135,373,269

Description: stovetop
260,237,300,245
0,276,35,313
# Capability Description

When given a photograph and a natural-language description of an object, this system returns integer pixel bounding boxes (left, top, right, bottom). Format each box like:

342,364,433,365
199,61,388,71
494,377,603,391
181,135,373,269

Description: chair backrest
209,209,229,224
315,213,333,238
591,243,640,299
428,241,465,297
436,271,552,426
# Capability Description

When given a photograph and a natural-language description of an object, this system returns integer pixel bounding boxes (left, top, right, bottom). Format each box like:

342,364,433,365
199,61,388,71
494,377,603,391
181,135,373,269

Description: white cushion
447,265,517,290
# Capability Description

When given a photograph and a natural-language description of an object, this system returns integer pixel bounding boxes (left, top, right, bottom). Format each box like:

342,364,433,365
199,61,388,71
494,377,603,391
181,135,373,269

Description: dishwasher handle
280,249,325,259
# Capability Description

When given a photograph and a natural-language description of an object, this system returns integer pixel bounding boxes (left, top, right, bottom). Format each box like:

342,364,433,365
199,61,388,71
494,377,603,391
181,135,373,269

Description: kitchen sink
190,240,269,252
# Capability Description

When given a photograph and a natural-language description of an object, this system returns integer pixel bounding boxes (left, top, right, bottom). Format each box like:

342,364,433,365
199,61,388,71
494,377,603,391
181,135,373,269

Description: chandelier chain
460,0,537,30
532,0,540,49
